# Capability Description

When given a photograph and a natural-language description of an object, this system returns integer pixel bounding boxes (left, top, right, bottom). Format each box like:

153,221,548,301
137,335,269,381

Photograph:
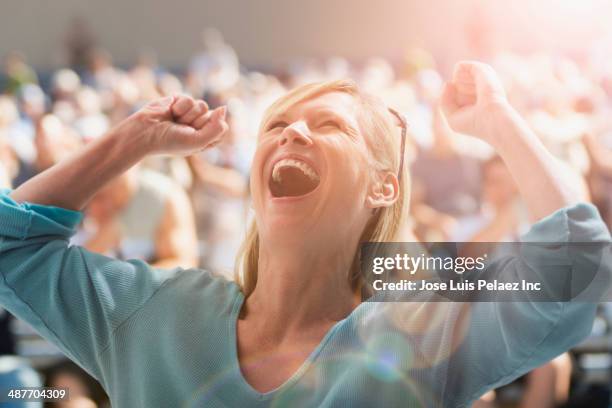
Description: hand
440,61,510,145
119,95,228,156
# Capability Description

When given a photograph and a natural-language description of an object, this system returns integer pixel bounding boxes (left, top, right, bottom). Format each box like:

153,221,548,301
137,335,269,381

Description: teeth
272,159,320,183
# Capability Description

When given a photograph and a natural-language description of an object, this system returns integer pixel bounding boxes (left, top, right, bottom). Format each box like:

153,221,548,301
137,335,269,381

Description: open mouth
269,158,320,198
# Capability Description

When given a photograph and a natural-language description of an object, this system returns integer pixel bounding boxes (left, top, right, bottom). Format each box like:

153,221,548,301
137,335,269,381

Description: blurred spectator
34,114,81,172
473,354,572,408
1,30,612,407
0,308,16,355
0,164,10,189
2,52,37,95
72,87,109,140
0,356,42,408
82,49,122,112
188,28,240,96
0,131,17,189
42,360,108,408
453,156,527,242
63,17,96,73
518,354,573,408
411,106,482,232
158,73,184,97
51,69,82,102
128,49,163,102
83,168,199,269
187,103,251,275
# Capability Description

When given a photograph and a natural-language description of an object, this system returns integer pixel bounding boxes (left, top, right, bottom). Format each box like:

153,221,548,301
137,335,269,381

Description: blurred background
1,0,612,407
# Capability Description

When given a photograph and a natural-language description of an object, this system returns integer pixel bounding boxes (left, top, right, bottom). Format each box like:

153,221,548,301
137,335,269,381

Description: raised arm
584,132,612,178
437,61,611,406
441,61,587,221
11,95,228,209
0,94,227,382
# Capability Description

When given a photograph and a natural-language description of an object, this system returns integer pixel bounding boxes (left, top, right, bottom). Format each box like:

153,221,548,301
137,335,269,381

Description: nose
279,121,313,147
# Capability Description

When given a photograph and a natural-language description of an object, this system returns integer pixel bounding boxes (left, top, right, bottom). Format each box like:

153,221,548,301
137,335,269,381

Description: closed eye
319,120,341,129
266,121,288,131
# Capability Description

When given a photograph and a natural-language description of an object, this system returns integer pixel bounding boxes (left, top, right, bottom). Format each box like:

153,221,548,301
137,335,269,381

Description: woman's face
251,92,377,247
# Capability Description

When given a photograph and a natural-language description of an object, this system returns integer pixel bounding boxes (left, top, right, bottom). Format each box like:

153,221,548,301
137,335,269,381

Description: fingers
439,61,509,140
453,61,493,85
171,95,195,118
451,64,478,107
198,106,228,144
171,95,213,128
133,94,227,156
189,103,224,130
191,108,213,129
452,62,475,85
179,100,209,126
439,82,474,134
440,82,458,115
452,61,505,98
445,61,506,116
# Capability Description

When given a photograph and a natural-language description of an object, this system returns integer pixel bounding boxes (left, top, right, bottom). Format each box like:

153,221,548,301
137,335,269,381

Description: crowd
1,27,612,407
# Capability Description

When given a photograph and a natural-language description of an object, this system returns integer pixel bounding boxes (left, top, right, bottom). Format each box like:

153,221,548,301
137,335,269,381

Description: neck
243,239,360,338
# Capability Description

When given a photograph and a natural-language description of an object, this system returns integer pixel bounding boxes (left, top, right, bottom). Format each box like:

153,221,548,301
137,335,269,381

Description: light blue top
0,189,610,407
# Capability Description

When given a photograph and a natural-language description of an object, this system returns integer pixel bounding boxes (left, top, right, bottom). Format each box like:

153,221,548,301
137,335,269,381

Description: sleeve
0,189,182,381
442,203,612,407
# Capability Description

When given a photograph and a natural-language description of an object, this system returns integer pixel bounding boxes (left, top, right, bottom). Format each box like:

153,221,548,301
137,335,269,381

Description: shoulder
523,202,610,242
153,268,242,312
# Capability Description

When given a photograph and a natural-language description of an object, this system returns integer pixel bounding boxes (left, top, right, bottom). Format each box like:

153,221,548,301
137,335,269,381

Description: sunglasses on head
387,108,407,182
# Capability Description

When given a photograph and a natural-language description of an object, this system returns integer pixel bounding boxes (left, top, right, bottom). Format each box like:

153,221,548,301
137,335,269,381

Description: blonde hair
235,79,410,296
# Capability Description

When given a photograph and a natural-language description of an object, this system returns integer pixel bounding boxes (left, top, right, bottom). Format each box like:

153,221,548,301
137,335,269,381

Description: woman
0,62,609,407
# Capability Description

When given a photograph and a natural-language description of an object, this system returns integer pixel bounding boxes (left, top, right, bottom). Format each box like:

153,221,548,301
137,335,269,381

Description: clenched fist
118,94,228,156
440,61,510,145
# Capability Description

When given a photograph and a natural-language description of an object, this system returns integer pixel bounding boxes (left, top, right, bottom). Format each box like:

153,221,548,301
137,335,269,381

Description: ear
366,171,399,210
